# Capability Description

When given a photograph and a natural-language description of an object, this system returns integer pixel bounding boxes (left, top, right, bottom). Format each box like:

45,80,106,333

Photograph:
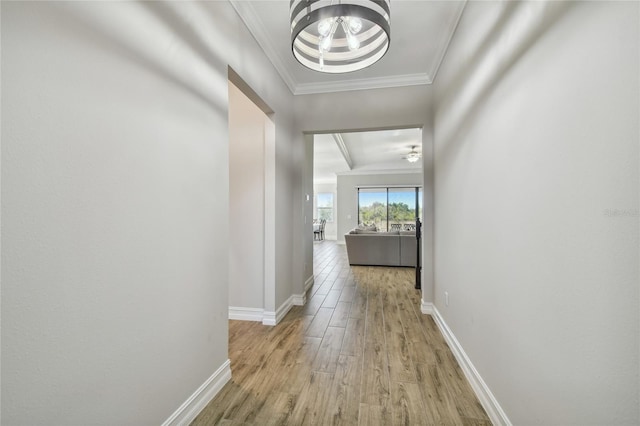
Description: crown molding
294,73,431,95
314,168,422,185
313,177,340,185
428,0,467,83
336,168,422,177
229,0,297,95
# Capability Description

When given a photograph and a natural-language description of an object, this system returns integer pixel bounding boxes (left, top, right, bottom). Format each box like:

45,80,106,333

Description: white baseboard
263,295,294,326
304,275,314,292
421,300,434,314
228,306,263,322
292,293,306,306
429,307,512,426
231,295,298,325
276,295,294,322
162,359,232,426
336,240,346,245
262,311,276,326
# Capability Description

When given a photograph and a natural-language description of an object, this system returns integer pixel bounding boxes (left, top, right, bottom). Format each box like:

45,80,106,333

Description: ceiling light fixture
290,0,391,74
405,146,421,163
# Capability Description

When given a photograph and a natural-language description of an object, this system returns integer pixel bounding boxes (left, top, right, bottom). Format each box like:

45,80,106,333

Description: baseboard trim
430,307,512,426
263,295,294,326
292,293,306,306
162,359,232,426
421,300,434,314
304,275,314,292
336,240,346,245
228,306,263,322
262,310,276,326
277,295,294,322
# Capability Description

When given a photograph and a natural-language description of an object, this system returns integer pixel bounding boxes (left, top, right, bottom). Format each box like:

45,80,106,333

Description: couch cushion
358,223,378,231
352,229,377,234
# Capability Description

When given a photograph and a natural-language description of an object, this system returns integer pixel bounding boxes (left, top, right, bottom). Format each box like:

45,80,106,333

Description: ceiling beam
332,133,353,170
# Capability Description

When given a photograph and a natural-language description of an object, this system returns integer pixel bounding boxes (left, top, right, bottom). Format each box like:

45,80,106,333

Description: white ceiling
230,1,462,183
230,0,467,95
314,128,422,184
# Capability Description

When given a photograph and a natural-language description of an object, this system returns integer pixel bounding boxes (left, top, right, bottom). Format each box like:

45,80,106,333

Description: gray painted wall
228,82,265,310
1,2,296,424
433,1,639,423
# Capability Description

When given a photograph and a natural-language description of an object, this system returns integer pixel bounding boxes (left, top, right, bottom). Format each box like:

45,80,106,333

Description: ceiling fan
402,146,421,163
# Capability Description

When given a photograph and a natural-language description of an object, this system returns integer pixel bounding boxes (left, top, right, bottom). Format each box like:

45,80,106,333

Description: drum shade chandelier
290,0,391,73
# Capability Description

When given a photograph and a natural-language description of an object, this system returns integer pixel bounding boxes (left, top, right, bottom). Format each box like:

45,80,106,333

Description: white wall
313,183,338,240
1,1,295,424
296,133,315,289
336,173,423,243
275,125,295,311
433,1,639,424
228,81,265,310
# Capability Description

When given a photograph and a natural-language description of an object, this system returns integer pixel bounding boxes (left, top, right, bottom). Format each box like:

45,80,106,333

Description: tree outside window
317,193,334,222
358,187,422,231
388,188,416,226
358,189,387,230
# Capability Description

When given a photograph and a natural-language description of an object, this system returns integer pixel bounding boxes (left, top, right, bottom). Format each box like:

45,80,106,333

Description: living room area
312,128,423,262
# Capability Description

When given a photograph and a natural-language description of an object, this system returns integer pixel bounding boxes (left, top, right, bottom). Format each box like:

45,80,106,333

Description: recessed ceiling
230,0,467,95
314,128,422,184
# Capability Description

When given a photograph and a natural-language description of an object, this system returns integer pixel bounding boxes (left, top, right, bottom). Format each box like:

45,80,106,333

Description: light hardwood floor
192,241,491,425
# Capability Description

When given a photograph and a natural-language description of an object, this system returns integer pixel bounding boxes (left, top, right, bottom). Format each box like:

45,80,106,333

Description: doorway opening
310,127,424,245
227,68,276,325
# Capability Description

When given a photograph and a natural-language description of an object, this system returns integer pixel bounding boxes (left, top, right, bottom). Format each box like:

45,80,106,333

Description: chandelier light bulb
348,17,363,34
346,30,360,50
341,20,360,50
320,34,332,51
317,18,333,37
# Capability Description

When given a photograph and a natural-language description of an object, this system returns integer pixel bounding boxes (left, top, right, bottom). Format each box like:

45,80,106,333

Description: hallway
193,241,489,425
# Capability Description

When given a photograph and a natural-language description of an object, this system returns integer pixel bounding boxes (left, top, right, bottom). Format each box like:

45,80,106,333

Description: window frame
316,192,334,223
357,186,422,231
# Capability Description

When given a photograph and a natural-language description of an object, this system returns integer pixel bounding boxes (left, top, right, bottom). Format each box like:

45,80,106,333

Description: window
358,188,387,231
389,188,416,225
358,187,422,231
317,193,334,222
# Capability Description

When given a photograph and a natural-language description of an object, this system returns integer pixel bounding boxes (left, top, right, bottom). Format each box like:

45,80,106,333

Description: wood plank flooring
192,241,491,425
